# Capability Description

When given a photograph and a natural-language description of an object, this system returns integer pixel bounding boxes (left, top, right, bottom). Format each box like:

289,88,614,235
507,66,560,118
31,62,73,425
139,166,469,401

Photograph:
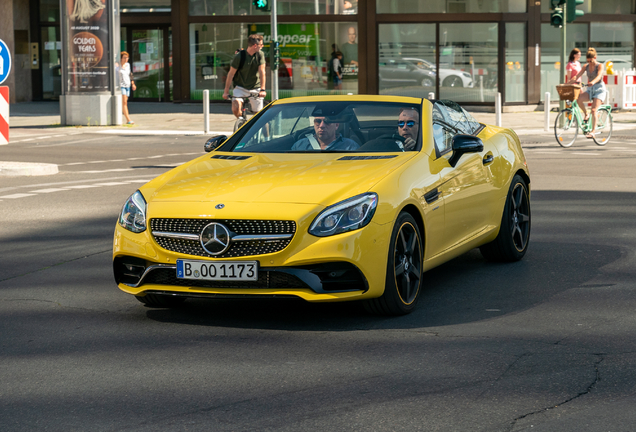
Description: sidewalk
3,100,636,176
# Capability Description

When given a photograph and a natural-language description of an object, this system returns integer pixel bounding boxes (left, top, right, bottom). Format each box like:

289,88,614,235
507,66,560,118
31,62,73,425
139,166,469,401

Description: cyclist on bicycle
567,47,607,138
223,34,267,120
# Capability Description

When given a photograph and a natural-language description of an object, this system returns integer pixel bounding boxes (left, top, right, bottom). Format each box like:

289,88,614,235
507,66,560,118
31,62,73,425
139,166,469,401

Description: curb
0,162,59,177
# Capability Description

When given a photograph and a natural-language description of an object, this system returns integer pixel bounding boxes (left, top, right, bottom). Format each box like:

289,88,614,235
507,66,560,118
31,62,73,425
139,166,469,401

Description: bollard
203,89,210,134
428,92,435,100
495,92,502,127
0,86,8,145
544,92,550,132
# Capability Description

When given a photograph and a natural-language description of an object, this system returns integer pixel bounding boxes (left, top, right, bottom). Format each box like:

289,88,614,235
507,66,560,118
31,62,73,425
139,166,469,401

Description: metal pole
271,0,279,101
544,91,551,131
560,3,567,113
203,89,210,134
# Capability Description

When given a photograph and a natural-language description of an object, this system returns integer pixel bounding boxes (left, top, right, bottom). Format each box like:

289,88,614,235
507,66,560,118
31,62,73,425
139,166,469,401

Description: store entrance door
121,26,172,101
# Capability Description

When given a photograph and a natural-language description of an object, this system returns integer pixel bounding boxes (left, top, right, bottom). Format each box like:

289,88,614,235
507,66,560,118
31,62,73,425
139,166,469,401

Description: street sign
0,39,12,85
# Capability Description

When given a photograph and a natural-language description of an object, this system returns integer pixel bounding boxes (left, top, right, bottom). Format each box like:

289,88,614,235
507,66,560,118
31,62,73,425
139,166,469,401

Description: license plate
176,260,258,281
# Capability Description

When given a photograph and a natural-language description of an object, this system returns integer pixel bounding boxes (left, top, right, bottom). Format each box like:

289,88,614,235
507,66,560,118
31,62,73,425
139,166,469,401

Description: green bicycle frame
568,100,612,133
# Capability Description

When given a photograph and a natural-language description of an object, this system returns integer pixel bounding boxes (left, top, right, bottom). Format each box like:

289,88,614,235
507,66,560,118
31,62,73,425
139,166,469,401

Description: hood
147,152,414,206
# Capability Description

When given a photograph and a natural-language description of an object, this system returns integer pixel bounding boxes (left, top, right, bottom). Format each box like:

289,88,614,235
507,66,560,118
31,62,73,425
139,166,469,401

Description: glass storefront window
189,23,358,100
40,0,60,22
541,23,588,101
378,0,525,14
190,0,357,16
41,26,62,100
121,0,171,13
439,23,498,103
541,0,632,14
505,23,526,103
378,24,436,97
591,22,634,71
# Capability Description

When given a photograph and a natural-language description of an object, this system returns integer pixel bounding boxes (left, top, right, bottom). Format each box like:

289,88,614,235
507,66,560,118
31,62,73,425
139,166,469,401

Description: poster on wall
64,0,110,93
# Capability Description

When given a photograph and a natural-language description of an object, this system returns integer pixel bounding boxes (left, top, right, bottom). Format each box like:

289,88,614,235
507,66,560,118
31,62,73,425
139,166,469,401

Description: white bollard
479,76,484,102
428,92,435,100
544,92,550,131
203,90,210,134
495,92,502,127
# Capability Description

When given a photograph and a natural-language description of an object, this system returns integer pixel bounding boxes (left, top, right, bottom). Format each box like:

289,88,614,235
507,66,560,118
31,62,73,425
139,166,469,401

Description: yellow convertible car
113,96,530,315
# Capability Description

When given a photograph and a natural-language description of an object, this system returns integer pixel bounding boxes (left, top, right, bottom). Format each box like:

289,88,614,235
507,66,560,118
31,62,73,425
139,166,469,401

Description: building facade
2,0,635,105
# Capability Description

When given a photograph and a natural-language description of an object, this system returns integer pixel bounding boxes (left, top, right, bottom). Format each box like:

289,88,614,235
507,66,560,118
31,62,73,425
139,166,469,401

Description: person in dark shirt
340,26,358,66
398,108,420,151
223,34,266,119
292,116,358,151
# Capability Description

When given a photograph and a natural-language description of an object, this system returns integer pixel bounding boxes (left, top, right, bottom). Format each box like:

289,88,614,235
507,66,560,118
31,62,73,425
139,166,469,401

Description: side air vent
212,155,252,160
338,155,397,160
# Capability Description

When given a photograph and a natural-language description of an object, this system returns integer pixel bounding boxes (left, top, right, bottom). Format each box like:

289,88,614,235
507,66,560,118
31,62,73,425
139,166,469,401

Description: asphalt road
1,129,636,431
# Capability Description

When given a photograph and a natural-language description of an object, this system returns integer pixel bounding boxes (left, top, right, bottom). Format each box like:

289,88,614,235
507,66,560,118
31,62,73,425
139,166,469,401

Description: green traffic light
566,0,585,22
253,0,269,10
550,8,564,27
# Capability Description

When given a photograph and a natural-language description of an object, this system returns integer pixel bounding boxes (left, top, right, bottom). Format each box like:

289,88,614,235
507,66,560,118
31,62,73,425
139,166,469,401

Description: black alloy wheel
480,174,531,262
364,212,423,315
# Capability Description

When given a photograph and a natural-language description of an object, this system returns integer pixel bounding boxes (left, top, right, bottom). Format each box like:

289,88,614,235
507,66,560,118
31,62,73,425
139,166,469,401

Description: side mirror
448,134,483,167
204,135,227,153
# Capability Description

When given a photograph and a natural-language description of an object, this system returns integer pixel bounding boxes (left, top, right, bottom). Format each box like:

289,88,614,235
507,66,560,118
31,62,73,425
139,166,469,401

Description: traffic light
550,0,565,8
550,7,564,27
253,0,270,11
567,0,585,23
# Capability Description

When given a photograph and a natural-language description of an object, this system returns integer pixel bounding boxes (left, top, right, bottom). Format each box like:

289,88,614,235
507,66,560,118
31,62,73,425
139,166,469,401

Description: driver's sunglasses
314,119,332,125
398,120,416,128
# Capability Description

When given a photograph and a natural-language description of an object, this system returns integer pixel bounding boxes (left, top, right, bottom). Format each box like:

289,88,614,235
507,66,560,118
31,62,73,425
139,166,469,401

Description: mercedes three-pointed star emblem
200,222,231,255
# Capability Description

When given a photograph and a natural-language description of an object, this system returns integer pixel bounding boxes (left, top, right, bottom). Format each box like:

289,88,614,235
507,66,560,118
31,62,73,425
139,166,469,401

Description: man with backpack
223,34,266,119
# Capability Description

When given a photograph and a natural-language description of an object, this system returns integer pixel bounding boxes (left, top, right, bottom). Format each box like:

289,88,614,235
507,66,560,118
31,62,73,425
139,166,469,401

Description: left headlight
462,72,471,78
309,193,378,237
118,190,147,233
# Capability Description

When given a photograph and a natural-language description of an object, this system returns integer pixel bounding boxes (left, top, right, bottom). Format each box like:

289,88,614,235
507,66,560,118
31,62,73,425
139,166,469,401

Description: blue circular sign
0,39,12,85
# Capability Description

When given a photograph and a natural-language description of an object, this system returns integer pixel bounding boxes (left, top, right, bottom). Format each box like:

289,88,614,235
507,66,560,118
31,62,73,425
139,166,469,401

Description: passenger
398,108,420,150
292,117,359,151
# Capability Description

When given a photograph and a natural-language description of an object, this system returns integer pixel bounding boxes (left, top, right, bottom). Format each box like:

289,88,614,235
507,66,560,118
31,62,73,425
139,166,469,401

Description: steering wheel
378,133,406,143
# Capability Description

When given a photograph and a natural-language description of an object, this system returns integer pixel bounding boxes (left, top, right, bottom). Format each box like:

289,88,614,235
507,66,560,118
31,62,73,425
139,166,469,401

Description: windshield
219,101,422,154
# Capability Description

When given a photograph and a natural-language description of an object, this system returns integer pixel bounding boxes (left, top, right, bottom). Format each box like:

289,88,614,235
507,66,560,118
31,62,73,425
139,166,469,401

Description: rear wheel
592,108,612,146
443,76,463,87
136,293,187,308
480,175,531,262
554,109,578,148
421,77,434,87
364,212,423,315
233,116,247,132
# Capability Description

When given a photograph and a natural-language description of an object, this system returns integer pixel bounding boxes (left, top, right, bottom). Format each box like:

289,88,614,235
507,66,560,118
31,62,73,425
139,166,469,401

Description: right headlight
309,193,378,237
118,190,147,233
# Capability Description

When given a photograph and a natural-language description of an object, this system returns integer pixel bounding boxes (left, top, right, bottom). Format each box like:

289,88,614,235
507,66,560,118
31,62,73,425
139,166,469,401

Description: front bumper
113,203,392,303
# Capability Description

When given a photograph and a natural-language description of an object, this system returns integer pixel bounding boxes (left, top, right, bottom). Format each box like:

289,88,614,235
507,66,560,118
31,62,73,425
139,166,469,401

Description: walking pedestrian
120,51,136,125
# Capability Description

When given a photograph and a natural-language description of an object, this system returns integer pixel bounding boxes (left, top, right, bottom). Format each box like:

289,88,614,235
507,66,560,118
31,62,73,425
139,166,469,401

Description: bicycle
233,89,262,132
554,83,613,147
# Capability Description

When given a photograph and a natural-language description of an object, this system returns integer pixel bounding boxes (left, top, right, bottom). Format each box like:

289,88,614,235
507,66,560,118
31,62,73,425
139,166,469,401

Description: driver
398,108,420,151
292,116,359,151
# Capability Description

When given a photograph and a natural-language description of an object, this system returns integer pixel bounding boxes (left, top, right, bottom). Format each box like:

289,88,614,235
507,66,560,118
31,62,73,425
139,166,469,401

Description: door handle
483,153,494,165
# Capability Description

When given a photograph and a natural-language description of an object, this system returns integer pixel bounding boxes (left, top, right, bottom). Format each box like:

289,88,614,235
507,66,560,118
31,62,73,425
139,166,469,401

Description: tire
233,116,247,133
442,76,463,87
554,109,578,148
421,77,434,88
592,108,612,146
364,212,423,315
480,175,531,262
136,293,187,308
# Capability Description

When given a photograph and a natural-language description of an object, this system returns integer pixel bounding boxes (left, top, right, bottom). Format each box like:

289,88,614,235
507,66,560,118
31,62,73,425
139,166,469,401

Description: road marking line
0,193,37,199
77,168,135,173
64,185,102,189
30,188,69,193
92,182,131,186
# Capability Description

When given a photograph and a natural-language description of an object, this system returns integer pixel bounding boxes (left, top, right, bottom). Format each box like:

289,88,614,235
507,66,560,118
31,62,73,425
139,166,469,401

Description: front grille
150,218,296,258
143,267,309,290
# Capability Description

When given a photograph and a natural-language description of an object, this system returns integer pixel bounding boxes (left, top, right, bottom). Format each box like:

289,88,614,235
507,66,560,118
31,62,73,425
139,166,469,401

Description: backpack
232,50,247,86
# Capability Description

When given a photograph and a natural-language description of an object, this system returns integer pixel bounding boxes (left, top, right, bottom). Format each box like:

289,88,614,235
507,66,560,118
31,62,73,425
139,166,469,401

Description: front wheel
554,109,578,148
480,175,531,262
421,77,434,87
592,108,612,146
364,212,423,316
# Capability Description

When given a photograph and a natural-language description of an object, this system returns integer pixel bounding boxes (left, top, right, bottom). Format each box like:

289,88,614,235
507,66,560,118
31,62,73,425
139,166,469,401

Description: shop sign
64,0,110,93
254,24,320,60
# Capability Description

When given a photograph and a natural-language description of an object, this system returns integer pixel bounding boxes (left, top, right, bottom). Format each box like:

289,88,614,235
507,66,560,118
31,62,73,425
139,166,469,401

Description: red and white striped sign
0,86,8,145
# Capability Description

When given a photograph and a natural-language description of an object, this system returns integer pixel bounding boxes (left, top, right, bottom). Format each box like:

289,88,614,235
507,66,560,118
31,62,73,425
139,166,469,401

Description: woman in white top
120,51,136,125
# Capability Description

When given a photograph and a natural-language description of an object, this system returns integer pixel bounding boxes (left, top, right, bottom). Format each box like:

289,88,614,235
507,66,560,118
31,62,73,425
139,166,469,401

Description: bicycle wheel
554,109,579,148
233,116,247,133
592,108,612,146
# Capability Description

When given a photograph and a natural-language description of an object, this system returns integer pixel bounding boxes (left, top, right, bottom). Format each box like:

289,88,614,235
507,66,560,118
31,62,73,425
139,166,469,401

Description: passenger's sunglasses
314,119,332,125
398,120,416,128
